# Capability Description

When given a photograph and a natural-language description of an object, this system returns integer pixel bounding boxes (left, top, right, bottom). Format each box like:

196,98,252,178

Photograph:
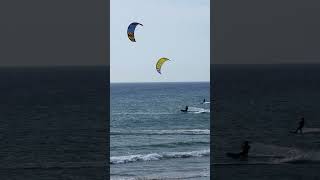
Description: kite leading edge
127,22,143,42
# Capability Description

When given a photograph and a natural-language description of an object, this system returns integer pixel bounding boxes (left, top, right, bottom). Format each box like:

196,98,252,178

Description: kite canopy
156,58,170,74
127,22,143,42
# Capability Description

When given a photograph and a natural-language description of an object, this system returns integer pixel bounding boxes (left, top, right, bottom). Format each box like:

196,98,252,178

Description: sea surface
111,82,210,180
212,64,320,180
0,66,108,180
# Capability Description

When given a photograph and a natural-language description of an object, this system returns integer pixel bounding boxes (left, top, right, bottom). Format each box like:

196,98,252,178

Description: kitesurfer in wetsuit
295,117,305,134
185,106,188,111
203,99,206,103
239,141,250,157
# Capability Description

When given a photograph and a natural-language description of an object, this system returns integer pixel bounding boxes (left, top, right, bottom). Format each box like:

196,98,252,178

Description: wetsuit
239,143,250,157
295,119,305,134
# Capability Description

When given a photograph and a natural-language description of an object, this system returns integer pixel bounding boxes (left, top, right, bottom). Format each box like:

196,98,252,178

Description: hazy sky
111,0,210,82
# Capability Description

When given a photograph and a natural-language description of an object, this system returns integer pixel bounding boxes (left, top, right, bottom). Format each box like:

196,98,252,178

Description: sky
111,0,210,82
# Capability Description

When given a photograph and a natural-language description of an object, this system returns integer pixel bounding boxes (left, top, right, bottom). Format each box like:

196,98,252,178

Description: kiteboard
290,131,304,135
181,109,188,112
226,152,241,159
226,152,248,159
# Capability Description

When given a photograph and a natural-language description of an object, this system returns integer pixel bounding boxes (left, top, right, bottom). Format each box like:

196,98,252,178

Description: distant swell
110,149,210,164
112,141,209,149
111,129,209,135
112,112,174,115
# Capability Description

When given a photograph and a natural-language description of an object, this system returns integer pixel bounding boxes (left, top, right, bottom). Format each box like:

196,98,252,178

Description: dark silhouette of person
203,99,206,103
239,141,250,157
295,117,305,134
185,106,188,111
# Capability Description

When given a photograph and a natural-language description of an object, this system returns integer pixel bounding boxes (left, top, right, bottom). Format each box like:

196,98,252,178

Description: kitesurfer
294,117,305,134
239,141,250,157
203,99,206,103
185,106,189,112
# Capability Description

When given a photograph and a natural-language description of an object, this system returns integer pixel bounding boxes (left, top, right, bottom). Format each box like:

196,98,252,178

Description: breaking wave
110,149,210,164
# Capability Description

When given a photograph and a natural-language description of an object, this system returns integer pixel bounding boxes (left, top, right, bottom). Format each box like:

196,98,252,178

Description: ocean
6,64,320,179
110,82,210,179
212,64,320,180
0,66,108,179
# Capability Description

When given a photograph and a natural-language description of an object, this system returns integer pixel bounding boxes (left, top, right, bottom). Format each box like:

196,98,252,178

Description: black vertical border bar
106,0,110,178
211,0,217,178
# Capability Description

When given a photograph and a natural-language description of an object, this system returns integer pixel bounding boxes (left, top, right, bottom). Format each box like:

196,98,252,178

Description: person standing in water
239,141,250,157
295,117,305,134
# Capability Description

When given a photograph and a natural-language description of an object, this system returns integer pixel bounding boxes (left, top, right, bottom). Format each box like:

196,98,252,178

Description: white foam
111,171,209,180
275,151,320,164
110,149,210,164
250,143,320,164
134,171,209,180
187,107,210,113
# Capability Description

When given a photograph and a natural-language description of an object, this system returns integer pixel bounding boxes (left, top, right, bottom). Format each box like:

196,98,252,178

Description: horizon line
3,63,320,67
111,81,210,83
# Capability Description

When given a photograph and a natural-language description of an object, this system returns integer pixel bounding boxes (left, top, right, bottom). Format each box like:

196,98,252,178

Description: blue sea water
111,82,210,180
213,64,320,180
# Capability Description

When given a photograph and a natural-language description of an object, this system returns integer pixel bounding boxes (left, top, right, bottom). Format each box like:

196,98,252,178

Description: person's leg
297,127,301,133
239,152,244,157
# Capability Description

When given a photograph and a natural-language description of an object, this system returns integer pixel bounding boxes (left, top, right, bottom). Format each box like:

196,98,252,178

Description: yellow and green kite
156,58,170,74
